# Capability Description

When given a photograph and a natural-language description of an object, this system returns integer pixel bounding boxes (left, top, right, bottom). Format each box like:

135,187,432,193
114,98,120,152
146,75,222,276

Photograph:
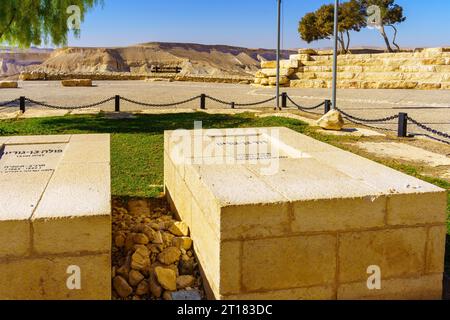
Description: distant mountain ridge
0,42,296,79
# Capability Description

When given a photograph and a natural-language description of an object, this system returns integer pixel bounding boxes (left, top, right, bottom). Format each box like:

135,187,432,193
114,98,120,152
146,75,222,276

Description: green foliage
358,0,406,52
359,0,406,25
298,0,405,52
298,0,365,53
0,0,101,47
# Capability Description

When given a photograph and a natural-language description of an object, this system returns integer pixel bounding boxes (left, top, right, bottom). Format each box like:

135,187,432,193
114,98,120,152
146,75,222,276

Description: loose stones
155,266,177,291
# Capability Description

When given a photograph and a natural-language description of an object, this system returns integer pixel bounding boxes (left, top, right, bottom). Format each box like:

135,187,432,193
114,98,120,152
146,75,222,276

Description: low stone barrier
255,47,450,90
19,71,253,84
0,134,111,299
164,127,447,300
0,81,18,88
61,79,93,87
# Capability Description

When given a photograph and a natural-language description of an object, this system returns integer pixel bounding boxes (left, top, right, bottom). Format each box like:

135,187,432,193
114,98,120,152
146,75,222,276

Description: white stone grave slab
0,134,111,300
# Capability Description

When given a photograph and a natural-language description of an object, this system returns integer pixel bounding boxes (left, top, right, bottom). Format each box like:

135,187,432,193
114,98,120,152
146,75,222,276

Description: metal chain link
286,95,325,110
25,97,115,110
335,107,399,123
121,95,201,107
342,116,397,132
206,95,276,107
407,116,450,140
0,99,19,107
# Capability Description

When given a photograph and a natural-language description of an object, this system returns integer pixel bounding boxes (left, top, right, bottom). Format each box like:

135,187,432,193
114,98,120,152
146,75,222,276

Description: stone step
301,57,450,67
290,79,444,90
298,71,447,82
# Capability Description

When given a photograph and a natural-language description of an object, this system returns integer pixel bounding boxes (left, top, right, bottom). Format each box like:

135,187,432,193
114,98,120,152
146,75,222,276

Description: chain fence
407,116,450,140
286,95,325,112
121,95,201,108
24,97,115,110
206,95,277,107
0,99,19,107
2,93,449,143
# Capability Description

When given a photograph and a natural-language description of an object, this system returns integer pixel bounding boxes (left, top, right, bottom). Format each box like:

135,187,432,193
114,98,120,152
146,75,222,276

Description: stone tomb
164,127,447,300
0,134,111,300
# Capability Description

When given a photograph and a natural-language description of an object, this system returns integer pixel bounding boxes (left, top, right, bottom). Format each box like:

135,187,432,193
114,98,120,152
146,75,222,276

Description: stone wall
19,71,253,84
255,48,450,90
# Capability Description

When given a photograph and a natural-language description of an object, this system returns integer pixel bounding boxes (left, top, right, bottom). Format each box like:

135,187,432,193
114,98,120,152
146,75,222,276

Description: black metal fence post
281,92,287,108
324,99,331,114
231,102,235,109
115,95,120,112
20,96,26,113
398,112,408,137
200,94,206,110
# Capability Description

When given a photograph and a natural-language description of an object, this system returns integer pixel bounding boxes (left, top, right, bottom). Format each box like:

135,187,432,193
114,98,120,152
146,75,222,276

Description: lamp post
275,0,282,110
331,0,339,110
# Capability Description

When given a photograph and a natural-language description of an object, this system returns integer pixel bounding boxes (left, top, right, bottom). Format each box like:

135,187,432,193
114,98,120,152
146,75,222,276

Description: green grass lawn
1,112,449,274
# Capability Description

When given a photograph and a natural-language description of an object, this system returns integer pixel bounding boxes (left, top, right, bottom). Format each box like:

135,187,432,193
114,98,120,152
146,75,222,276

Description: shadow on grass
0,112,309,136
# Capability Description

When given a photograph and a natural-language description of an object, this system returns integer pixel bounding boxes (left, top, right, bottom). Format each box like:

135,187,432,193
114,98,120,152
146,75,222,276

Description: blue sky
67,0,450,49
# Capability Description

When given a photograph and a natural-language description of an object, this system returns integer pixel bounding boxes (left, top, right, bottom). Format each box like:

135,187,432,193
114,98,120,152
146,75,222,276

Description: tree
358,0,406,52
298,0,365,54
0,0,101,47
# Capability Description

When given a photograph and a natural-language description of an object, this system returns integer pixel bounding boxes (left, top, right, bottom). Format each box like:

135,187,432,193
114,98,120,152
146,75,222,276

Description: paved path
1,81,449,138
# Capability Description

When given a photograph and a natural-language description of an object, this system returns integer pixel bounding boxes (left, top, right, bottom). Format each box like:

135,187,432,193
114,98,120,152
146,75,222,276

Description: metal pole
275,0,282,110
398,113,408,137
331,0,339,110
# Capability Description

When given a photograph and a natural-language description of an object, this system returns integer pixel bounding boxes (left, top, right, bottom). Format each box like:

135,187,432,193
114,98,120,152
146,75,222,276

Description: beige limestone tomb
0,134,111,300
164,127,447,300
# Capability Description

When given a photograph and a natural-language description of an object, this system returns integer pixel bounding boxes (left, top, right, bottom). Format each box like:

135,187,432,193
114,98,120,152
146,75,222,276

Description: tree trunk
379,25,393,53
338,32,346,54
388,24,401,52
345,30,351,53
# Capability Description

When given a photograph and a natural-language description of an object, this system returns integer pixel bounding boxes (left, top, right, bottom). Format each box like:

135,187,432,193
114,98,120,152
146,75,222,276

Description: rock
298,48,317,55
261,60,277,68
124,233,135,251
158,247,181,265
255,71,266,78
149,278,163,298
136,280,149,296
168,221,189,236
172,237,192,250
152,231,163,244
316,110,345,131
142,226,155,241
0,81,18,89
116,264,130,278
162,231,175,245
179,259,195,275
176,275,196,289
127,199,150,216
268,76,290,86
171,290,202,301
131,246,150,271
113,276,133,298
128,270,144,286
114,233,126,248
260,78,269,86
154,266,177,291
162,291,173,300
61,79,92,87
133,233,149,245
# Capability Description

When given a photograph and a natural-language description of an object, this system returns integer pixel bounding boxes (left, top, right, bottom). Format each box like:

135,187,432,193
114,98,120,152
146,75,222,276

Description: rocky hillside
2,42,295,79
0,47,52,79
